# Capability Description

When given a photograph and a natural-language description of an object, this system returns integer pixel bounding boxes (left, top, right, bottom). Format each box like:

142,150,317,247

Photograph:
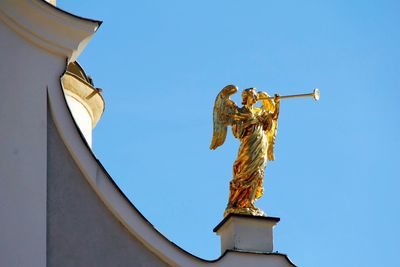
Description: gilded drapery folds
210,85,280,217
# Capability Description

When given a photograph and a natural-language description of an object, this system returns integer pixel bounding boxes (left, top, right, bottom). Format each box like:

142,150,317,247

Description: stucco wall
47,112,170,267
0,19,65,267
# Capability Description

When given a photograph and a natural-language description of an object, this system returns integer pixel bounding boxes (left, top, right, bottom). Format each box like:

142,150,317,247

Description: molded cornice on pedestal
0,0,101,62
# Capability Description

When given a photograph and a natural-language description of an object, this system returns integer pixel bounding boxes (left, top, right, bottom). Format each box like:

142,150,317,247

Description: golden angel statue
210,85,280,217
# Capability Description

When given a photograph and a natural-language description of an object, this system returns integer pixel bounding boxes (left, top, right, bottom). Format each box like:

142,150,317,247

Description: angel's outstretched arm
272,94,280,120
267,95,281,161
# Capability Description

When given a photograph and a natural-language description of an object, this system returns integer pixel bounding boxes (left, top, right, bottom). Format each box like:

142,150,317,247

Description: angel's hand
274,94,280,103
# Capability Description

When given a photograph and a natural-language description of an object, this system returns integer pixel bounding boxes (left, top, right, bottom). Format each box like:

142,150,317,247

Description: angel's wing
267,119,278,161
258,92,278,161
209,85,238,150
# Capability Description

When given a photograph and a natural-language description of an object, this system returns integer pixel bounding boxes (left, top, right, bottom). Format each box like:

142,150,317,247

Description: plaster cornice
0,0,101,62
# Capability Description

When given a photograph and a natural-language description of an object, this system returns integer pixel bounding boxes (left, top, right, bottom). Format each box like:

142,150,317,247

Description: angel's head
242,88,258,106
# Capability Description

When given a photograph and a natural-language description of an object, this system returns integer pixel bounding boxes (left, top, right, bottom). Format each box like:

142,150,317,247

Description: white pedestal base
213,214,280,254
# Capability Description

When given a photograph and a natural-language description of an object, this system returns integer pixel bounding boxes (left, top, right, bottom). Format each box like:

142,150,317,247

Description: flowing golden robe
224,104,278,217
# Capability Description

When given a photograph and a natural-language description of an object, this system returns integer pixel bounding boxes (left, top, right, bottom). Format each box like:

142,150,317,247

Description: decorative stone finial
61,62,105,147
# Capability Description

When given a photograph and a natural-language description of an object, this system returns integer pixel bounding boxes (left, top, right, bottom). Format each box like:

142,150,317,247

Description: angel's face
242,89,257,106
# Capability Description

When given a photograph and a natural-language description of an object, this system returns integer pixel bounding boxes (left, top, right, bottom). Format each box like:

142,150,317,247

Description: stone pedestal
213,214,280,254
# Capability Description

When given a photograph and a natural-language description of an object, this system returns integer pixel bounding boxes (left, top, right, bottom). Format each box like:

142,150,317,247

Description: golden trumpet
258,88,320,101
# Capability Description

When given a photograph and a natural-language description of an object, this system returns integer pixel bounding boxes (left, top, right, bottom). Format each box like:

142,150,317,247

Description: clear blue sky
59,1,400,266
